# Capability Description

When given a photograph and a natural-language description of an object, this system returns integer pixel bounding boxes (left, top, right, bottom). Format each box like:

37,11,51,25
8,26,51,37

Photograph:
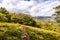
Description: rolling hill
0,22,60,40
34,16,56,22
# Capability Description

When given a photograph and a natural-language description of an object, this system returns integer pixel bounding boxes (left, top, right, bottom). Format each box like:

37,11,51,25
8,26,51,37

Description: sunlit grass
0,22,60,40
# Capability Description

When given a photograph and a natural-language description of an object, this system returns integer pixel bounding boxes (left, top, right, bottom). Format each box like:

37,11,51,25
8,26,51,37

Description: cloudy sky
0,0,60,16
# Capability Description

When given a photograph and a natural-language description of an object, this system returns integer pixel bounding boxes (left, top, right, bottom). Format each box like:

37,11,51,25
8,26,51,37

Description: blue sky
0,0,3,3
0,0,60,16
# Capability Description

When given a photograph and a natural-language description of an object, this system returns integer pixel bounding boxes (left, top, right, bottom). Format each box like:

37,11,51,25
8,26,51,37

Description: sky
0,0,60,16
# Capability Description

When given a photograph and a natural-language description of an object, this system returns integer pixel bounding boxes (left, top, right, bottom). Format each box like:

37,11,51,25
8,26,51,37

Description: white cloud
29,0,60,16
16,1,35,9
0,0,60,16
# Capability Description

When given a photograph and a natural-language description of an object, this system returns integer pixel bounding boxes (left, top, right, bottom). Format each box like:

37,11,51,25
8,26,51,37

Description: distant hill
34,16,52,19
34,16,56,22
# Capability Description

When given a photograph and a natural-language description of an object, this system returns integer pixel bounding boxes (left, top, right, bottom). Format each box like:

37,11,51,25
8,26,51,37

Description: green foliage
0,13,8,21
21,25,60,40
0,7,60,40
0,7,9,14
0,7,9,22
0,7,36,26
12,14,36,26
34,19,60,33
53,6,60,23
0,23,22,40
6,13,16,22
0,23,60,40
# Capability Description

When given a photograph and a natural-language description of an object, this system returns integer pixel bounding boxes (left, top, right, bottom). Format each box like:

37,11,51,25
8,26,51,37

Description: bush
0,7,37,26
12,14,36,26
0,23,22,40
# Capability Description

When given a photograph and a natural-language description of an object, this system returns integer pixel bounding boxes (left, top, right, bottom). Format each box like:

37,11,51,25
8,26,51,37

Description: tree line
0,7,36,26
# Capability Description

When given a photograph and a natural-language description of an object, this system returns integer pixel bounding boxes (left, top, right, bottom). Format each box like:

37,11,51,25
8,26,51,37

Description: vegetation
22,25,60,40
53,6,60,23
0,22,60,40
0,6,60,40
0,7,36,26
12,14,36,26
34,19,60,33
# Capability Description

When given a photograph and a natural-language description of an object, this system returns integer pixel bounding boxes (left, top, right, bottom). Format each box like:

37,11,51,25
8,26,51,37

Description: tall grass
0,22,60,40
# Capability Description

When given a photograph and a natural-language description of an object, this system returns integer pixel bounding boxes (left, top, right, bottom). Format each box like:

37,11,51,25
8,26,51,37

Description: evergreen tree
53,6,60,23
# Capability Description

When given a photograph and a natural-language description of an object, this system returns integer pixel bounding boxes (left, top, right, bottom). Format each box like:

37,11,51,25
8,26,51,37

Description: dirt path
19,26,30,40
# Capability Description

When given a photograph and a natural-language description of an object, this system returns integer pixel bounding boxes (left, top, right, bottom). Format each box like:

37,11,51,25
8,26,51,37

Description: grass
0,22,60,40
22,25,60,40
35,19,60,33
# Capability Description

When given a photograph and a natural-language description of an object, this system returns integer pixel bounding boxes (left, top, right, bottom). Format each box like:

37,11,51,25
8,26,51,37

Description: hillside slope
34,19,60,33
0,23,60,40
22,25,60,40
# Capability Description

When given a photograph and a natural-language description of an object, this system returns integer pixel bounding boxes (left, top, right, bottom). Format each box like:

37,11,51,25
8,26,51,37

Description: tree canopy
53,6,60,23
0,7,36,26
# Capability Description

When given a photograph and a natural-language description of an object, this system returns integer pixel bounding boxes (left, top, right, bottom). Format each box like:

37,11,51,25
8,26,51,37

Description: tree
12,13,36,26
0,7,9,14
6,13,16,22
0,13,8,21
53,6,60,23
0,7,37,26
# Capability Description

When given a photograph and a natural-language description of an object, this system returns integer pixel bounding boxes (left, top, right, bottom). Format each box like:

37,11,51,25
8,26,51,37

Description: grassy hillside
22,25,60,40
35,19,60,33
0,22,60,40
